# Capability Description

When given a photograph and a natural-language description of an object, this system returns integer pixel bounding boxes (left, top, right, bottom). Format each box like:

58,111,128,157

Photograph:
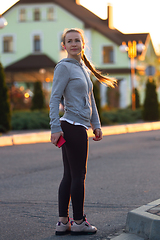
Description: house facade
0,0,159,108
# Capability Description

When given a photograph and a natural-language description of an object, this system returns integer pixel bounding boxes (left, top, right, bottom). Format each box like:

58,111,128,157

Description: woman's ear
61,42,66,50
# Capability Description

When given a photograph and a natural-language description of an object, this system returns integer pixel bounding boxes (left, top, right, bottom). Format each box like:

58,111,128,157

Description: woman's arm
49,64,69,134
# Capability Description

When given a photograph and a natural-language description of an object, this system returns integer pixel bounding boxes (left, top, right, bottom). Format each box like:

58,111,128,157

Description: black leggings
58,121,89,220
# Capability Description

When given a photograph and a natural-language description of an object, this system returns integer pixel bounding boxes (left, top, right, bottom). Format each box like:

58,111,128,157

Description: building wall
0,3,84,67
1,2,158,108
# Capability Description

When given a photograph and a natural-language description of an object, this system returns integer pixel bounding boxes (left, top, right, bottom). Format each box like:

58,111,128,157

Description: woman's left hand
93,128,103,141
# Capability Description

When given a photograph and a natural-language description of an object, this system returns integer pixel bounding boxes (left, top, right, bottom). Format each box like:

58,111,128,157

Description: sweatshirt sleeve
49,63,70,133
90,91,101,132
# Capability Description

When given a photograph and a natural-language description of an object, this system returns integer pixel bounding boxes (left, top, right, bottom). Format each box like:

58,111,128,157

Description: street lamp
0,14,8,29
119,41,145,110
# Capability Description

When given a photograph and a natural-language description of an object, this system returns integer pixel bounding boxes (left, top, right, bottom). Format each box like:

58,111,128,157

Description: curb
112,199,160,240
0,121,160,147
125,199,160,240
112,233,144,240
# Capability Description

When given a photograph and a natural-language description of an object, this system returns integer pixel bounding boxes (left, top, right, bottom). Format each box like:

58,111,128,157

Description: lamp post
119,41,145,110
0,14,8,29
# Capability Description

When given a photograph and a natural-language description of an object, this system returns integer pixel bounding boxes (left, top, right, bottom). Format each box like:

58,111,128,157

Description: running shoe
55,219,71,235
71,215,97,235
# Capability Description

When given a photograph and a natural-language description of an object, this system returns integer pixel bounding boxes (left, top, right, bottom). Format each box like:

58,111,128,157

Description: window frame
31,32,43,53
47,7,54,20
3,36,14,53
34,8,41,21
19,8,26,22
102,45,115,64
33,35,41,52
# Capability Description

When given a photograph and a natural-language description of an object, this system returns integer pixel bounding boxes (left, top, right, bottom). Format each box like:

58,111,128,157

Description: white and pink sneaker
55,219,71,235
71,215,97,235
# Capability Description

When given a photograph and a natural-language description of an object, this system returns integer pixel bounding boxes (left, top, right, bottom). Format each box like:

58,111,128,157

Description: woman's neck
67,54,81,63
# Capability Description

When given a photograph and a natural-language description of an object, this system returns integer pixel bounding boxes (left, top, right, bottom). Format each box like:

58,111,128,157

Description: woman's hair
62,28,117,88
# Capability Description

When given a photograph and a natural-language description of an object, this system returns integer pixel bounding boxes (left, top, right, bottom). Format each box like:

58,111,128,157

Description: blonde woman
49,28,116,235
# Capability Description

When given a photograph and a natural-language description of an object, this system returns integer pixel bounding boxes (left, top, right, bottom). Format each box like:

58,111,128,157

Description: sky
1,0,160,54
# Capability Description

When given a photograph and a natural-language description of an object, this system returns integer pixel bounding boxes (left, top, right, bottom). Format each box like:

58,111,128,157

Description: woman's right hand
50,131,63,146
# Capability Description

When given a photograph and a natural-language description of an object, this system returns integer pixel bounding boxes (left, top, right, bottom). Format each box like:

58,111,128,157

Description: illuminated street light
0,14,8,29
120,41,145,110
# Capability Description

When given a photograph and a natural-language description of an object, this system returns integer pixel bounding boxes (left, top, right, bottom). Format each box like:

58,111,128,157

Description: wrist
93,128,101,134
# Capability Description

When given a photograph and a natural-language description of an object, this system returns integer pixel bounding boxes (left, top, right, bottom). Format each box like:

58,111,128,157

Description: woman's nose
71,41,76,46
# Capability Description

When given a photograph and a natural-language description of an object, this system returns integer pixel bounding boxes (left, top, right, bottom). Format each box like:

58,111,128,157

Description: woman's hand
93,128,103,141
50,131,63,146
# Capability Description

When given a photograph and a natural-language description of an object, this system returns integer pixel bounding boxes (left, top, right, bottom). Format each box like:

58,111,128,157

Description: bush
11,110,50,130
101,108,142,125
0,63,11,132
143,80,159,121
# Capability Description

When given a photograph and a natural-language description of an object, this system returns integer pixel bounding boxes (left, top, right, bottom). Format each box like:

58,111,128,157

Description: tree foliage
143,79,159,121
31,81,45,110
92,79,102,121
0,63,11,132
135,88,140,109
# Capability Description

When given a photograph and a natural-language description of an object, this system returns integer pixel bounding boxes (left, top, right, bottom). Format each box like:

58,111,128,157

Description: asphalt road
1,130,160,240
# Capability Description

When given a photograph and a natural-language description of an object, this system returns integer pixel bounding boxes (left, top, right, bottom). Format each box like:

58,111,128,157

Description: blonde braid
81,51,117,88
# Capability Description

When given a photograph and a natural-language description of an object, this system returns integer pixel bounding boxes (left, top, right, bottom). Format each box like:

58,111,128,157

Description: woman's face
64,31,84,60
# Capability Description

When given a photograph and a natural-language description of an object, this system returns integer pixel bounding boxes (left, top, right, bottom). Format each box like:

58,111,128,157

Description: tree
31,81,45,110
92,79,102,121
0,63,11,132
143,79,159,121
135,88,140,109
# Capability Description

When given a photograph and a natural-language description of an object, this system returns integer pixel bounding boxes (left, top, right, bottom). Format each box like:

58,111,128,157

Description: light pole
119,41,145,110
0,14,8,29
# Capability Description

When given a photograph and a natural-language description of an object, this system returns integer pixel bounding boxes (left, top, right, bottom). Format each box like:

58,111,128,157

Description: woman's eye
76,39,80,42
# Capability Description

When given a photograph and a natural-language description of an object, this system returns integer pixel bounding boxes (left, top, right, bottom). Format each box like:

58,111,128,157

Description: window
3,36,13,52
47,7,54,20
103,46,114,63
34,35,41,52
34,9,40,21
19,9,26,22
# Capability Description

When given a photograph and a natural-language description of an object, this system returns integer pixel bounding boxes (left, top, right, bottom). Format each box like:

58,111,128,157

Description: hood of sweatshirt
58,58,83,66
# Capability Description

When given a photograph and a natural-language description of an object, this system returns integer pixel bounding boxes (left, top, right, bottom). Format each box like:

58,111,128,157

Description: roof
3,0,149,46
5,54,57,72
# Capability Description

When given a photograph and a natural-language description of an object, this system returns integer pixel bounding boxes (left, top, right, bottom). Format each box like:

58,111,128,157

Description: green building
0,0,159,108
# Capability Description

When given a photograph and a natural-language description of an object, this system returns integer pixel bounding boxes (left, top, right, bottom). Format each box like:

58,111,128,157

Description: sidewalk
0,121,160,147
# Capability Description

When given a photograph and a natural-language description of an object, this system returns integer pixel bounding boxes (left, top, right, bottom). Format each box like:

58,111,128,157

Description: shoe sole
71,230,97,235
55,230,71,235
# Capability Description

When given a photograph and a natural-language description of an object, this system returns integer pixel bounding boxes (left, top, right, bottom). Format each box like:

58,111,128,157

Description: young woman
49,28,116,235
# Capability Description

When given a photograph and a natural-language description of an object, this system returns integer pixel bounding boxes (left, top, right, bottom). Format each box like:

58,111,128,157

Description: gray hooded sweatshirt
49,58,101,134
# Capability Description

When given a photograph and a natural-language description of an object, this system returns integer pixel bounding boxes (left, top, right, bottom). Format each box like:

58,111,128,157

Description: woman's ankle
74,218,83,224
59,217,68,224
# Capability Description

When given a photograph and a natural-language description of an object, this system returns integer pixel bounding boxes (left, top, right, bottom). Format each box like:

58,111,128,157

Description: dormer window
19,9,26,22
47,7,54,20
34,9,40,21
103,46,114,63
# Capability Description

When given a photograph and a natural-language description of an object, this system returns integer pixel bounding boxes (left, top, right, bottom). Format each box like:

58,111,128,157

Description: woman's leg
60,121,89,220
58,138,72,218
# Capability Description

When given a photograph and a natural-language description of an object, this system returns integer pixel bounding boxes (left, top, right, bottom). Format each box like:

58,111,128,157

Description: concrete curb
0,121,160,147
126,199,160,240
112,233,144,240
